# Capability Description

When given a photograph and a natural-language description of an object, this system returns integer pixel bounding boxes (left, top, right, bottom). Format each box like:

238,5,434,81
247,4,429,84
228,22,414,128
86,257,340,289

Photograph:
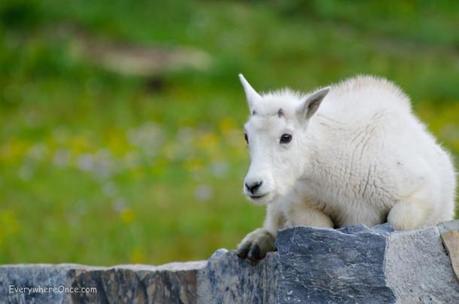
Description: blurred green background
0,0,458,265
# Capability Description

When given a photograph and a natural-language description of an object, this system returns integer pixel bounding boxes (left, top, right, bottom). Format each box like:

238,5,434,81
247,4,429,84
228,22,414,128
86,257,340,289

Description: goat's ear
239,74,261,111
298,87,329,120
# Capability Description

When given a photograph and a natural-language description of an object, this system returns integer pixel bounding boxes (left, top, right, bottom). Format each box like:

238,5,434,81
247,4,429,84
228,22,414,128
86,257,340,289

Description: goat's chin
246,192,275,205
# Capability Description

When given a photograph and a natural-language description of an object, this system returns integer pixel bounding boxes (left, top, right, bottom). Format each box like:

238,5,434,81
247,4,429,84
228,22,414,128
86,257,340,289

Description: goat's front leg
236,203,284,263
285,202,334,228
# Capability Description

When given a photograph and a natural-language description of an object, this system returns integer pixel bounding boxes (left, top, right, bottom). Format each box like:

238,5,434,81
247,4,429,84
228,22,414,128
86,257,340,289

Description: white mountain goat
236,74,456,262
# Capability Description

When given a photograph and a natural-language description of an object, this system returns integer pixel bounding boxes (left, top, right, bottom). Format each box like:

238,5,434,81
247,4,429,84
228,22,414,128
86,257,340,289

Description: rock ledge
1,221,459,304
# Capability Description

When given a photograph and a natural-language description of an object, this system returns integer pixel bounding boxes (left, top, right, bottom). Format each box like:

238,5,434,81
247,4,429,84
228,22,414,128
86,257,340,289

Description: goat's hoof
236,228,276,264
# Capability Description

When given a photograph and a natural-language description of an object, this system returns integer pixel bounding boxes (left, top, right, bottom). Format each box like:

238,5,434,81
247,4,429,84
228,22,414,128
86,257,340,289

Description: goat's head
239,74,329,204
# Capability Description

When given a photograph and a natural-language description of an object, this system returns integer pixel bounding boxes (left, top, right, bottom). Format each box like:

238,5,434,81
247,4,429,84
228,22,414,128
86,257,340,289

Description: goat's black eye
280,133,292,144
244,133,249,144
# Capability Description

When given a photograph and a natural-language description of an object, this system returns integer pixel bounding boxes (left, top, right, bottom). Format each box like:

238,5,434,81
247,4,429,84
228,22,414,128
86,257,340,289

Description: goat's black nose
245,181,263,194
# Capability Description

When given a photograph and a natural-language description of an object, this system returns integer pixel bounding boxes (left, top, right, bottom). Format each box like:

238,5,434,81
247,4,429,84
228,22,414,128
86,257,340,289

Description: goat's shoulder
330,75,411,109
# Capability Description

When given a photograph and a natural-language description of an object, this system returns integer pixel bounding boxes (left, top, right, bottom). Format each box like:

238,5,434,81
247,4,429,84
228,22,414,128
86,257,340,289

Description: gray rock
276,225,396,304
71,262,207,304
1,221,459,304
438,220,459,235
0,262,206,304
0,264,79,303
198,249,279,304
385,227,459,303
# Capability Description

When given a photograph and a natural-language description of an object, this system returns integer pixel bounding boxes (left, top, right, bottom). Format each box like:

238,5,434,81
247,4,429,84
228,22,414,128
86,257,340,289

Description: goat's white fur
239,74,456,247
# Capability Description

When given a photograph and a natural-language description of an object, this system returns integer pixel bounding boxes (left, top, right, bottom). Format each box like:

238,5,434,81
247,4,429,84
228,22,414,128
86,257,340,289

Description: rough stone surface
438,220,459,235
198,249,279,304
1,221,459,304
71,262,206,304
276,225,395,304
440,231,459,280
0,264,79,303
0,262,206,304
438,220,459,282
385,227,459,303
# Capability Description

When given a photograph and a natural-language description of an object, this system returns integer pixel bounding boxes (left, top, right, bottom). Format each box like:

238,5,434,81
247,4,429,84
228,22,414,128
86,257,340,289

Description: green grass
0,0,458,265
